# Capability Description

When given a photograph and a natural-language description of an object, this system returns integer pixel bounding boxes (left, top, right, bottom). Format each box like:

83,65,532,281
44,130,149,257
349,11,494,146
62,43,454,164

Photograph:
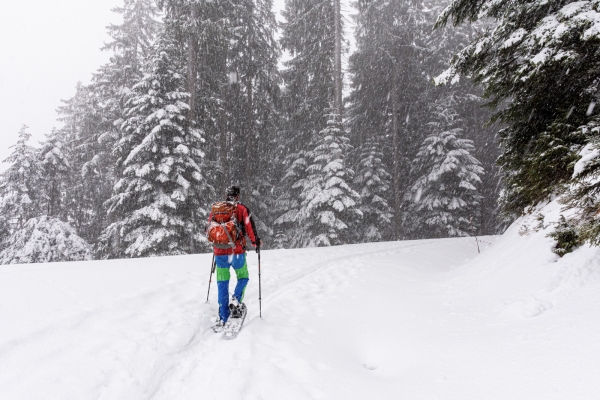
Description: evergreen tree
0,216,10,253
275,0,337,246
95,0,161,120
0,216,92,265
290,115,361,247
348,0,503,239
347,0,441,239
39,129,71,219
56,83,114,245
562,116,600,245
98,35,212,258
52,0,162,246
353,135,393,241
407,102,484,238
103,0,161,71
224,0,281,243
0,126,43,231
436,0,600,215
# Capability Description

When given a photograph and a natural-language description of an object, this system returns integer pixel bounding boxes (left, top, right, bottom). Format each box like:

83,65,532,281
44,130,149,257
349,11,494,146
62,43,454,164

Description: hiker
207,185,261,326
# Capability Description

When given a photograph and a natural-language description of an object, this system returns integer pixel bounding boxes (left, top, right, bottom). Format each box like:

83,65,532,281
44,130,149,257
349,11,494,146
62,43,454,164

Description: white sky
0,0,122,171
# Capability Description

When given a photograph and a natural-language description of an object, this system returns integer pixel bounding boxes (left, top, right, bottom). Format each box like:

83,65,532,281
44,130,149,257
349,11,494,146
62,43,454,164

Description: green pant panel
235,260,249,280
216,260,249,282
216,266,230,282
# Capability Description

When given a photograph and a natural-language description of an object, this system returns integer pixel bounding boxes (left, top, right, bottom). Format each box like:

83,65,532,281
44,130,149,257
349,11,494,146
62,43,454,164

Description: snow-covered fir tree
275,0,337,246
353,135,393,242
436,0,600,216
407,103,484,238
347,0,442,240
224,0,281,243
563,116,600,245
103,0,161,72
0,126,43,231
347,0,505,240
285,114,361,247
0,216,92,265
98,35,212,258
58,0,162,245
93,0,161,158
54,83,114,245
39,129,71,219
0,216,10,253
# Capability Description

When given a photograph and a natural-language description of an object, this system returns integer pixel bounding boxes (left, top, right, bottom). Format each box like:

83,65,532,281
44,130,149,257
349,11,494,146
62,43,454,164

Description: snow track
2,229,600,399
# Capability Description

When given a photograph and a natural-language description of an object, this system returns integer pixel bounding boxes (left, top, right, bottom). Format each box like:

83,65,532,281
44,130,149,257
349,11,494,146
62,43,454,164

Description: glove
255,238,262,253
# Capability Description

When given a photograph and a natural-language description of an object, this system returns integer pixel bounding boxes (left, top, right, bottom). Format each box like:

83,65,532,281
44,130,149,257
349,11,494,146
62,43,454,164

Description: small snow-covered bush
0,216,92,264
547,215,581,257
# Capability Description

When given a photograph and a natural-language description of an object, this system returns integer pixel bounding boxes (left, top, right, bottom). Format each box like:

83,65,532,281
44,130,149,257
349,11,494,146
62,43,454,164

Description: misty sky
0,0,129,170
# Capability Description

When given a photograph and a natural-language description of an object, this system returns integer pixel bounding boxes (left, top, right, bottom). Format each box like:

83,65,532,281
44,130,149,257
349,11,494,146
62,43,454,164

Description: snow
2,201,600,399
573,143,600,177
501,28,527,48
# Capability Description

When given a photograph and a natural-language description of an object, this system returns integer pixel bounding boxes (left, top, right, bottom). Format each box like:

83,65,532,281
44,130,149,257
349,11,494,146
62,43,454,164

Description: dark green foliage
437,0,600,216
499,124,584,214
547,215,581,256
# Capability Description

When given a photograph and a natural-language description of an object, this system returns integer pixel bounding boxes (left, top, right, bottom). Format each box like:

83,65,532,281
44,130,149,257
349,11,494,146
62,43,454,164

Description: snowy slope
1,205,600,399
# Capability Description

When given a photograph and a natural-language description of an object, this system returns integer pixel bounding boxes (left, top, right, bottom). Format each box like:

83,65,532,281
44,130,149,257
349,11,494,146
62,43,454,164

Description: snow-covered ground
2,202,600,399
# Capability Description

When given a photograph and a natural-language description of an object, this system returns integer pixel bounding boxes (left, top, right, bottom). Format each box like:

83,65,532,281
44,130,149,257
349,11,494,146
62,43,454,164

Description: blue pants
215,253,249,322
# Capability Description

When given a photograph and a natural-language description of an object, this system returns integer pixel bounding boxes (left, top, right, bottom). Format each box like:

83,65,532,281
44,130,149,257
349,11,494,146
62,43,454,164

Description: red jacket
208,202,259,255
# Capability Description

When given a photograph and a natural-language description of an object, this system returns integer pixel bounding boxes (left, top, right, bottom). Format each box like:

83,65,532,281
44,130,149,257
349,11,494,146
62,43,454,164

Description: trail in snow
1,213,600,400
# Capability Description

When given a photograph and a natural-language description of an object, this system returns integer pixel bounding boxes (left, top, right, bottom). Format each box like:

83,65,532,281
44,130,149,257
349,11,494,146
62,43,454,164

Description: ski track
120,239,471,400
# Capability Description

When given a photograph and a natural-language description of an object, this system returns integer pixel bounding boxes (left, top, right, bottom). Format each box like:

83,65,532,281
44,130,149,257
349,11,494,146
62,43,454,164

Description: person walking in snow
207,185,261,327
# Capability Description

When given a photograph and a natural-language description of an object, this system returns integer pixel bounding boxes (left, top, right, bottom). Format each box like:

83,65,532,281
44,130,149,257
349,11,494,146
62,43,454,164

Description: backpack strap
220,221,236,249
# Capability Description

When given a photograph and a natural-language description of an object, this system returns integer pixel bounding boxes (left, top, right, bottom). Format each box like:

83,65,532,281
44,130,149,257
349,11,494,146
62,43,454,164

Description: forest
1,0,600,263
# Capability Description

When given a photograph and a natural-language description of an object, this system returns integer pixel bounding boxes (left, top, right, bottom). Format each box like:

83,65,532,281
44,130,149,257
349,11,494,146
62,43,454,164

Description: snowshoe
229,302,244,319
212,318,227,333
223,303,247,340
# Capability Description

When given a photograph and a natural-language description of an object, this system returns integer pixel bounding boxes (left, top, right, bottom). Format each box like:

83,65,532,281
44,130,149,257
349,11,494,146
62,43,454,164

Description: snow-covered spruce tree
39,129,71,219
353,135,393,242
0,216,92,265
275,0,337,247
407,104,484,238
224,0,281,245
92,0,162,165
0,216,10,253
98,35,212,259
561,116,600,245
55,83,115,246
436,0,600,216
289,114,361,247
103,0,161,74
347,0,444,240
46,1,161,247
0,125,44,230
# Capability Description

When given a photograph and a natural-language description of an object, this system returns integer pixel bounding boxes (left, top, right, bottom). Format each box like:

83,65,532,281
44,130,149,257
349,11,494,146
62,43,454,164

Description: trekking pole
258,247,262,318
206,253,216,303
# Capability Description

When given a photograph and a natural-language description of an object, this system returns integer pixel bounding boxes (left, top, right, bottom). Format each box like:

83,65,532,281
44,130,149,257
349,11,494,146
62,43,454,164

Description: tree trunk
187,2,199,122
334,0,343,120
220,83,229,192
391,62,401,240
245,1,254,185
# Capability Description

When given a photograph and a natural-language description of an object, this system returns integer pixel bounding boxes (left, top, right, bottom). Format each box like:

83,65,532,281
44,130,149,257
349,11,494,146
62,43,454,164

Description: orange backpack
207,201,240,248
